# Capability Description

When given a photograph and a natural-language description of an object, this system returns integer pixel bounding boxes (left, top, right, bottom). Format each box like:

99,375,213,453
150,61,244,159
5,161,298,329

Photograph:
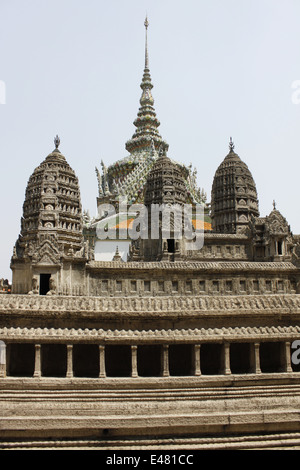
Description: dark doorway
230,343,252,374
167,238,175,253
41,344,67,377
260,342,283,373
137,345,161,377
7,343,35,377
200,343,223,375
169,344,193,376
73,344,99,377
167,239,175,253
40,274,51,295
105,345,131,377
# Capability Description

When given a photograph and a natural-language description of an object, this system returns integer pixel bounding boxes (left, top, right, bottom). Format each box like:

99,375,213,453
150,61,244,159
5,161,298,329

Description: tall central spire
125,17,167,156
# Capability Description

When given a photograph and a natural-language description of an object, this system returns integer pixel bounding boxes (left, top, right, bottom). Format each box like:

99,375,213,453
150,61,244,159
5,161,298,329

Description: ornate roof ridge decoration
113,140,158,203
93,150,206,211
200,233,249,239
87,260,298,270
1,324,300,342
266,205,290,235
0,294,299,314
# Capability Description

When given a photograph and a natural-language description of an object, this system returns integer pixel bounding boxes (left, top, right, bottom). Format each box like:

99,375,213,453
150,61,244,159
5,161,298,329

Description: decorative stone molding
1,325,300,343
0,294,299,316
87,260,298,271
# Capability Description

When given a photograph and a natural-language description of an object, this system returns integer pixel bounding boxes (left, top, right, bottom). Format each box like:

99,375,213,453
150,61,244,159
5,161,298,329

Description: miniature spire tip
144,16,149,69
54,135,60,149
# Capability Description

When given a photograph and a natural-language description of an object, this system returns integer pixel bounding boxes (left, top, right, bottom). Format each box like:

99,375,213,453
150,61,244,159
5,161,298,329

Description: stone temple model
1,19,300,450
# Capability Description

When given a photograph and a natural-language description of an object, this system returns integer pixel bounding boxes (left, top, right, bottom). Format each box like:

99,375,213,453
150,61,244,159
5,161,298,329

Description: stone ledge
1,324,300,343
1,431,300,450
1,374,300,391
1,409,300,438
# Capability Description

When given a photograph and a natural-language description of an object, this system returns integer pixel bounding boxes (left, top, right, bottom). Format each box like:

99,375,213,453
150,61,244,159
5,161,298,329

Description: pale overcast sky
1,0,300,280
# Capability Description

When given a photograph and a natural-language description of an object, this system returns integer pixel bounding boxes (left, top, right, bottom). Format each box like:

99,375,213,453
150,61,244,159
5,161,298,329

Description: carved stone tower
137,143,188,261
211,138,259,234
11,137,89,295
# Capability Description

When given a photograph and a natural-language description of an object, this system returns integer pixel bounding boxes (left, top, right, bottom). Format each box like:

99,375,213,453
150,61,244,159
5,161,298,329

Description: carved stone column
194,344,201,376
99,345,106,378
34,344,41,378
0,341,6,378
250,342,261,374
66,344,73,378
161,345,169,377
222,342,231,375
131,345,138,378
282,341,293,372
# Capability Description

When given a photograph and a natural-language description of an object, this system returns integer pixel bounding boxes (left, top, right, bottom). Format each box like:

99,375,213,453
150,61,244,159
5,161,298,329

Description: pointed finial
54,135,60,149
229,136,235,152
144,15,149,69
144,15,149,30
113,245,122,261
273,199,276,210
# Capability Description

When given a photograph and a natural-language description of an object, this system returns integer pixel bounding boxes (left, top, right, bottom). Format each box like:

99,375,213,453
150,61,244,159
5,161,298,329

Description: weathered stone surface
2,19,300,451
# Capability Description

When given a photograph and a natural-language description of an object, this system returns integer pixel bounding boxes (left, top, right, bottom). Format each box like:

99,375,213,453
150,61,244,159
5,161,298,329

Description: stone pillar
66,344,73,378
99,345,106,378
282,341,293,372
0,341,6,378
222,342,231,375
34,344,41,378
161,345,169,377
250,342,261,374
131,345,138,378
194,344,201,376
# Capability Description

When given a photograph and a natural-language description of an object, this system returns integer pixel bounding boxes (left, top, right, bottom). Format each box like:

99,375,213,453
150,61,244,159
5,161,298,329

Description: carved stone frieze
1,324,300,343
87,260,298,271
0,294,299,315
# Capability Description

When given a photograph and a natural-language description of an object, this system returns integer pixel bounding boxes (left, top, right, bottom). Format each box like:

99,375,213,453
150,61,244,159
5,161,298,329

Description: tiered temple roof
93,18,207,212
